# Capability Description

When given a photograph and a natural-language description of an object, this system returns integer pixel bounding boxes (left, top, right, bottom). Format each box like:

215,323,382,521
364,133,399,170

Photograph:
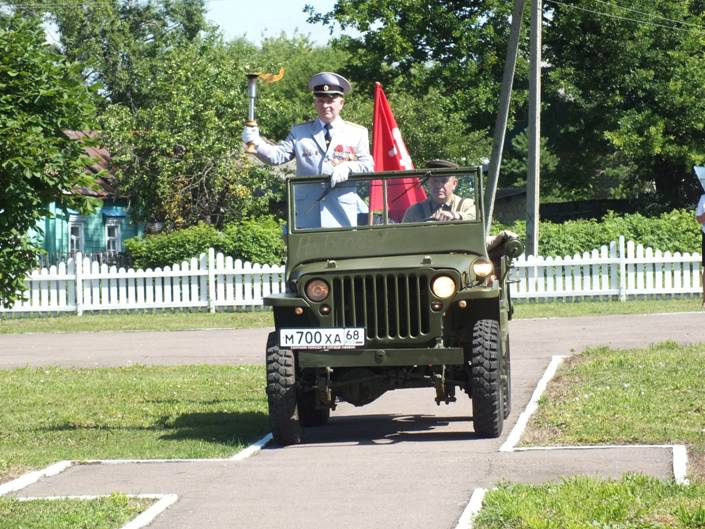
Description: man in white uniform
696,192,705,308
242,72,374,228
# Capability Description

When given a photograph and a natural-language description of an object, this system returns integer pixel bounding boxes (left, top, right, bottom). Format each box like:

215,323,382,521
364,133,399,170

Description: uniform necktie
324,124,332,148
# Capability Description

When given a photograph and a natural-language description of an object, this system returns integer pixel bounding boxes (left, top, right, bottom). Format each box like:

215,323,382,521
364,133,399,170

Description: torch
245,73,259,154
244,68,285,155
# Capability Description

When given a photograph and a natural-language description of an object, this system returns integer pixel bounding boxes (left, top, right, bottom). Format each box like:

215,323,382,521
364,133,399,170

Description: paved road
3,312,704,529
2,312,704,369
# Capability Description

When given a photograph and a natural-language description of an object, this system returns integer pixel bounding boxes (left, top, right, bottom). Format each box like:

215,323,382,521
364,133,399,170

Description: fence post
75,252,84,316
618,236,627,301
208,247,216,313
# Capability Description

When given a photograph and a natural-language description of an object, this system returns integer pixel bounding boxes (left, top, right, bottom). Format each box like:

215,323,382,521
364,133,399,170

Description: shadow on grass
40,411,269,448
159,411,269,446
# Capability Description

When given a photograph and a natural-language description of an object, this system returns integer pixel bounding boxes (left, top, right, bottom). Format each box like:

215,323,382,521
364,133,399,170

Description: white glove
242,125,261,146
330,163,352,187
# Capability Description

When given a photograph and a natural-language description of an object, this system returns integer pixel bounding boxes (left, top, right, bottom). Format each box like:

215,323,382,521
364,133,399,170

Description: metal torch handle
245,74,259,154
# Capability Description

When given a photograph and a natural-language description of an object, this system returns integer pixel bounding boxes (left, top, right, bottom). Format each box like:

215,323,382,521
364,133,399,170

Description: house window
68,221,84,254
105,220,122,252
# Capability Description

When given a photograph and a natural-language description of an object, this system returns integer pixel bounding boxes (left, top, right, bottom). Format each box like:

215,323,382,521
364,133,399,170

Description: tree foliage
43,0,211,108
543,0,705,206
306,0,528,131
310,0,705,208
0,15,97,307
98,35,285,228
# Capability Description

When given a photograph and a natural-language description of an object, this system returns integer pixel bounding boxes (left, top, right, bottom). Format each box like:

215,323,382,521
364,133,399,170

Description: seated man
401,159,476,223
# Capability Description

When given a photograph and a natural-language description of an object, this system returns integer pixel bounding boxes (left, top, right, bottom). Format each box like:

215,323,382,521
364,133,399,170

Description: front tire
469,319,504,437
502,338,512,420
266,332,302,445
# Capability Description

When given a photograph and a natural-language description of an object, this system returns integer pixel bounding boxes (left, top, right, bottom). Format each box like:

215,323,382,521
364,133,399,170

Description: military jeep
263,167,524,445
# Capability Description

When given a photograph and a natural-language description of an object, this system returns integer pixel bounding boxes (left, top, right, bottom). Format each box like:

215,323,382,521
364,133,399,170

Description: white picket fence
1,237,702,315
1,249,285,315
512,236,702,301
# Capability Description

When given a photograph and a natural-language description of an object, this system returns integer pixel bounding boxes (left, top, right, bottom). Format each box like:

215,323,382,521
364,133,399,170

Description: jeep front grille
331,273,431,341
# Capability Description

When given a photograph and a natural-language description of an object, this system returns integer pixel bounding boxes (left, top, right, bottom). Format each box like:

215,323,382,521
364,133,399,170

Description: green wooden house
31,131,144,266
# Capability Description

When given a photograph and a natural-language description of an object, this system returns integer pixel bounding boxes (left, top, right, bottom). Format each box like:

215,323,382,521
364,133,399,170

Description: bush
496,209,701,257
124,217,285,269
221,217,285,265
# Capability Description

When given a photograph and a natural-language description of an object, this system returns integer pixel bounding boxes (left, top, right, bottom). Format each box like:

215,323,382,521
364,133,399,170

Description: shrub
497,209,700,257
222,216,285,265
124,223,226,269
124,217,285,269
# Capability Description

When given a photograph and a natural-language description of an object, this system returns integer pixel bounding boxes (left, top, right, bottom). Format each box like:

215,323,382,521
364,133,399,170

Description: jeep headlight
305,278,329,302
472,258,494,279
431,275,456,299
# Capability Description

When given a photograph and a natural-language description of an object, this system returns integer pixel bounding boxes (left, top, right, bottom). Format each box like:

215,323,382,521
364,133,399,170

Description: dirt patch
689,449,705,482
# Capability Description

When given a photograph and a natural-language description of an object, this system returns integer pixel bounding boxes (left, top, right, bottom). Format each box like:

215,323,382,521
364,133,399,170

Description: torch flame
258,67,285,84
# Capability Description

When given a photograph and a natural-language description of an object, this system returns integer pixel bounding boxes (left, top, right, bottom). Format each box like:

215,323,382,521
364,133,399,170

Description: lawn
0,297,702,335
474,475,705,529
0,494,152,529
0,310,273,334
0,365,268,482
521,341,705,479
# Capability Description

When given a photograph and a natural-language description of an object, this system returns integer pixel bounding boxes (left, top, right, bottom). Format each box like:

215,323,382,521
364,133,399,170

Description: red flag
370,83,426,222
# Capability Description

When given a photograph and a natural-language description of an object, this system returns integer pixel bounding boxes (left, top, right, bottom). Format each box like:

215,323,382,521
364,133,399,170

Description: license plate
279,328,365,349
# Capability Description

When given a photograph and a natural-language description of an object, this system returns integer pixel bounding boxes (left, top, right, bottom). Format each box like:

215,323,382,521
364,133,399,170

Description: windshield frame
286,166,484,233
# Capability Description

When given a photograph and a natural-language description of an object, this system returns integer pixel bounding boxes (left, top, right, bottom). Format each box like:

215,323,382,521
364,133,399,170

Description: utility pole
526,0,542,256
484,0,526,238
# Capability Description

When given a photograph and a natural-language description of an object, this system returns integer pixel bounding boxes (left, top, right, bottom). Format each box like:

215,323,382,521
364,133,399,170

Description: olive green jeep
263,167,524,445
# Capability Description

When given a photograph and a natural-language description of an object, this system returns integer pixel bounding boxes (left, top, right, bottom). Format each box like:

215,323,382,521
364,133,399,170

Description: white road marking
499,355,567,452
454,487,487,529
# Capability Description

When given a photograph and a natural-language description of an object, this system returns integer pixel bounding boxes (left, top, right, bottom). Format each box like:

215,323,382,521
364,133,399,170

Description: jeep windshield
288,167,482,232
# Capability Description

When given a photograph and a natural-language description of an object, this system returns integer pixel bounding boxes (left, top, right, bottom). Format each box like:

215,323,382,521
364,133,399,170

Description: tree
540,0,705,205
36,0,211,109
99,35,286,229
311,1,705,207
0,15,97,307
306,0,530,132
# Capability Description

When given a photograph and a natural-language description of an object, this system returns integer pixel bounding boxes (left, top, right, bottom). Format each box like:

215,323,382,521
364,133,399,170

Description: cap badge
323,84,329,91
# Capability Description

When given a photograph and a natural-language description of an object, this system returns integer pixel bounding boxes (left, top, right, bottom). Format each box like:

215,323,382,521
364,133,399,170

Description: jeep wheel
469,319,504,437
266,332,302,445
297,390,330,427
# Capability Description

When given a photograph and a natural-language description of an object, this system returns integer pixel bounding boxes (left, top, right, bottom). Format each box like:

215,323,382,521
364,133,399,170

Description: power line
589,0,704,30
545,0,705,34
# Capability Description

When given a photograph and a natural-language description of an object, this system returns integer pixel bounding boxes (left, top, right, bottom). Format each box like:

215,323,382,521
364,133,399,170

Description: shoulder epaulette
343,120,366,130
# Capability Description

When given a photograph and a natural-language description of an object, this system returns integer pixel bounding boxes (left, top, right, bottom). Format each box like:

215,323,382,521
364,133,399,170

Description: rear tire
266,332,302,445
469,319,504,437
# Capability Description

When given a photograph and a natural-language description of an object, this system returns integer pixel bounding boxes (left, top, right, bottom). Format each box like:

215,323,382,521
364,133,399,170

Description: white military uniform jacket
255,117,374,228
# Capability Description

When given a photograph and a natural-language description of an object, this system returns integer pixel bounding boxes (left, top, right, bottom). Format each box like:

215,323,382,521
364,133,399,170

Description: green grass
0,365,268,482
0,494,152,529
474,474,705,529
523,341,705,479
513,296,703,319
0,297,702,335
0,310,273,334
